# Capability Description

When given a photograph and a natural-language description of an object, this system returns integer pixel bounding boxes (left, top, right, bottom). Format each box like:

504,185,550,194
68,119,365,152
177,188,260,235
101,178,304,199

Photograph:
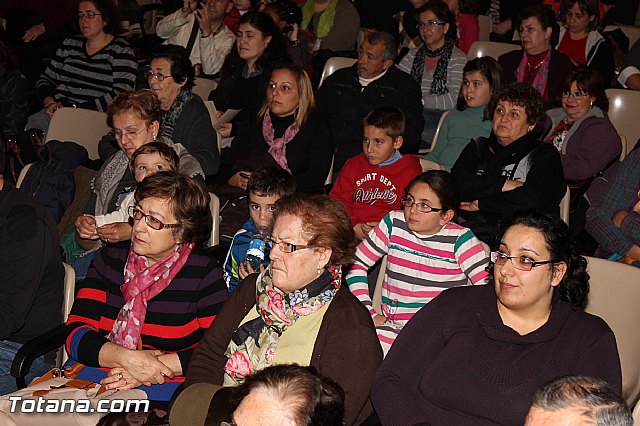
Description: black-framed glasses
416,20,446,29
490,251,558,271
400,197,443,213
128,206,179,230
145,71,173,82
561,90,588,99
112,127,147,140
265,237,313,253
78,11,102,19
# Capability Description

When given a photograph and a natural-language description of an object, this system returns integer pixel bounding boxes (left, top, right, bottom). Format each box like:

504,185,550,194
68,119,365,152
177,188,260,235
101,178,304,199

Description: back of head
150,44,195,89
363,104,405,139
230,364,345,426
274,194,356,265
528,375,632,426
248,166,296,198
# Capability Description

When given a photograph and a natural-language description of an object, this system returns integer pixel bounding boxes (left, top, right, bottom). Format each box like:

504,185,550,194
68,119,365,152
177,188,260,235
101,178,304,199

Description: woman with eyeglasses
71,90,204,282
25,0,137,136
180,194,382,426
64,171,227,411
398,0,467,150
372,212,621,425
498,3,575,108
346,170,489,356
451,82,565,247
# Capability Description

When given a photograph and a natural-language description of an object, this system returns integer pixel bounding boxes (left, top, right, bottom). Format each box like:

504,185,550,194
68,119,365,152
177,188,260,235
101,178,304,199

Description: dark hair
563,0,600,31
363,105,405,139
458,0,484,15
229,365,345,426
488,82,546,133
150,44,195,90
530,376,632,425
406,170,460,217
273,194,356,265
416,0,457,41
456,56,504,111
247,166,296,198
366,31,399,62
517,3,560,46
107,89,161,128
263,0,302,26
129,142,180,173
506,212,589,309
134,171,210,244
561,66,609,112
74,0,122,35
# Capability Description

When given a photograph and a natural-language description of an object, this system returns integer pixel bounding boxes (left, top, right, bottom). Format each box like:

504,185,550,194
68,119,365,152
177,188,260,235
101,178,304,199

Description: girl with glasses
346,170,489,355
372,212,621,425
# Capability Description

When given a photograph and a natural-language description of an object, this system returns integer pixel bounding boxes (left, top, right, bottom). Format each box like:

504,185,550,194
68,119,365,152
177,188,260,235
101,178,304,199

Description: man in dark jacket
317,30,424,176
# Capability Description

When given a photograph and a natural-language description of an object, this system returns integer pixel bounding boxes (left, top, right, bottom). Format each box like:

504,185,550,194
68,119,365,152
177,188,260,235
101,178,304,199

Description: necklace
527,58,545,70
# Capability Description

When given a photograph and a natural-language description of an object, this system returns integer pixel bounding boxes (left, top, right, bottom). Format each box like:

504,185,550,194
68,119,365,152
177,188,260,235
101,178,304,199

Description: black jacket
316,65,424,174
0,65,28,138
451,132,565,225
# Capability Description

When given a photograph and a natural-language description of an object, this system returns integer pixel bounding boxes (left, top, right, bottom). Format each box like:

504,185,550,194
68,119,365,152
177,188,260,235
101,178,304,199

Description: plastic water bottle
245,226,270,271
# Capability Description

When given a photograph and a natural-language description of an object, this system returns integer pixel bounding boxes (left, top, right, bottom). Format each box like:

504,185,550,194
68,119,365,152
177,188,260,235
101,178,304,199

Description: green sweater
423,106,492,171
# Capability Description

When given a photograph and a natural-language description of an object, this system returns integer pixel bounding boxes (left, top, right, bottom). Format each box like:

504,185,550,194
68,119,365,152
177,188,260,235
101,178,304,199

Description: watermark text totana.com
7,396,149,414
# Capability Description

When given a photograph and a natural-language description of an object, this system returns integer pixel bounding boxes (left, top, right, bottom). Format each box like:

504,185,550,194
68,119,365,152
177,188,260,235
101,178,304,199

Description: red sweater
330,153,422,226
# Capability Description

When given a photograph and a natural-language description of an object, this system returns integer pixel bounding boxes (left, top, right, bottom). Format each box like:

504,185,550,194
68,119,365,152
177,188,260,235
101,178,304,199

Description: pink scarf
516,49,551,99
262,110,300,173
108,242,194,349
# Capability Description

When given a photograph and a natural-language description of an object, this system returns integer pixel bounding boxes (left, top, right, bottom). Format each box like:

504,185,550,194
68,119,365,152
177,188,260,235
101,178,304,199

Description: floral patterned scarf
262,110,300,173
108,242,194,349
223,265,342,384
516,49,551,99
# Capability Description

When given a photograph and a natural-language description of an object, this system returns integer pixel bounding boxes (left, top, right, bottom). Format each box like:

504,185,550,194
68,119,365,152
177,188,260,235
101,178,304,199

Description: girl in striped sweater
346,170,489,355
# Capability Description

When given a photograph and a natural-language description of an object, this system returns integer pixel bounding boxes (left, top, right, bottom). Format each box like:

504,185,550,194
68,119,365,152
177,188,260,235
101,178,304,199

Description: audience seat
560,186,570,225
208,192,220,248
193,77,218,101
45,108,110,160
419,110,449,155
603,25,640,50
584,256,640,407
467,41,521,61
15,164,33,189
619,134,628,161
318,57,357,87
477,15,492,42
606,89,640,153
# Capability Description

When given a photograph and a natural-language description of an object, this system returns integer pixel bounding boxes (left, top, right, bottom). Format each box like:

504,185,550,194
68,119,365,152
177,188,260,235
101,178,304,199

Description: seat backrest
45,108,110,160
619,134,627,161
477,15,492,42
208,192,220,248
606,89,640,153
560,186,570,225
467,41,521,61
372,255,387,315
604,25,640,50
58,263,76,367
319,57,357,87
193,77,218,101
584,256,640,407
15,163,33,189
420,110,450,155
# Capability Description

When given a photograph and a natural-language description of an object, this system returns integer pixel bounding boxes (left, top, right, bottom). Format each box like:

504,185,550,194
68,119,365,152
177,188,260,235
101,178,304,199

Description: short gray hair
530,376,632,426
366,31,398,63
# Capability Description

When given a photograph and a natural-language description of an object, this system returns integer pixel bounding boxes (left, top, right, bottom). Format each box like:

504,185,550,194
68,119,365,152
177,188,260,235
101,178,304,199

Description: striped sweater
65,243,228,401
36,36,138,112
346,211,489,354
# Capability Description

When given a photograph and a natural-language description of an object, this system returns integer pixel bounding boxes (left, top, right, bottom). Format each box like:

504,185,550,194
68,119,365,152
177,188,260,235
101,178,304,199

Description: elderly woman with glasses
372,212,621,425
179,194,382,426
25,0,137,136
65,171,227,406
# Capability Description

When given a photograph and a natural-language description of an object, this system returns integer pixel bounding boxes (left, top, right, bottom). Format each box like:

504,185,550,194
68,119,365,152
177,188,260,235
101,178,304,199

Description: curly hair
273,194,356,265
560,66,609,112
134,171,211,245
506,212,590,310
107,89,161,128
74,0,122,36
488,82,546,133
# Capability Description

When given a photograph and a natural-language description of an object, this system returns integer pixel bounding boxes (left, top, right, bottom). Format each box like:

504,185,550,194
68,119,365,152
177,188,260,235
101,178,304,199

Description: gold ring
117,373,123,380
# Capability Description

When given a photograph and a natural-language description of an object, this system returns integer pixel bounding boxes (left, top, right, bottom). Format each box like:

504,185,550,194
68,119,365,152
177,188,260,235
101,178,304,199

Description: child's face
249,192,280,230
133,152,174,182
233,0,251,11
403,182,451,235
362,125,403,166
462,71,492,109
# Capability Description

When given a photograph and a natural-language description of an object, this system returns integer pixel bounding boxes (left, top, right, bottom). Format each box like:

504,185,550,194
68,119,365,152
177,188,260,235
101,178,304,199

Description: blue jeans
420,108,445,151
0,340,53,395
69,250,98,283
25,109,51,139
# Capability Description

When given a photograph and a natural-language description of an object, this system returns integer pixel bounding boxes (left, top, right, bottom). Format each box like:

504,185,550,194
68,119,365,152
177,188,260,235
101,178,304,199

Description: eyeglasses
112,127,147,140
561,90,589,99
128,206,179,230
78,11,102,19
145,71,173,82
416,20,446,29
490,251,557,271
400,197,443,213
265,237,313,253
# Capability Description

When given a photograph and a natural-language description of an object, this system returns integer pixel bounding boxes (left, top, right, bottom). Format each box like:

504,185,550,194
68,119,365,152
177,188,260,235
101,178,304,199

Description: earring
590,100,594,107
317,268,322,276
